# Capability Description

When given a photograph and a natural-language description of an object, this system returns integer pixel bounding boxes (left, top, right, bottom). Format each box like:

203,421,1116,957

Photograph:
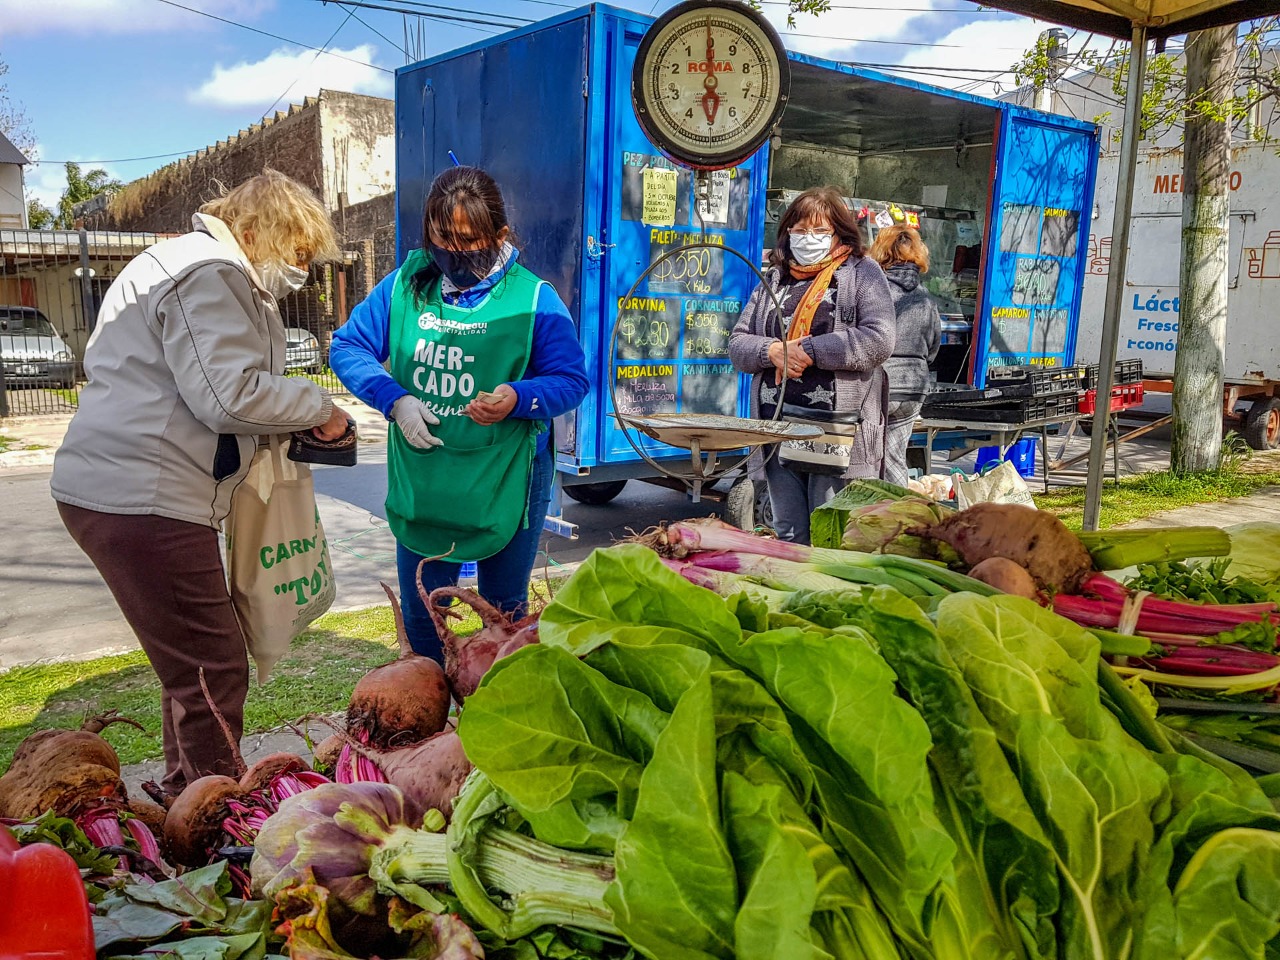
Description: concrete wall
338,190,396,301
321,92,396,209
84,99,330,233
84,90,396,235
0,164,26,228
771,144,860,194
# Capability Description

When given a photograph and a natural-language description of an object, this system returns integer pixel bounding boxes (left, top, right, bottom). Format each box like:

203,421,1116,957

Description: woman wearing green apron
331,167,589,661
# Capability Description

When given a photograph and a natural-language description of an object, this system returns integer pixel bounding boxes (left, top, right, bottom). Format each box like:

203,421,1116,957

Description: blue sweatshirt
330,248,589,452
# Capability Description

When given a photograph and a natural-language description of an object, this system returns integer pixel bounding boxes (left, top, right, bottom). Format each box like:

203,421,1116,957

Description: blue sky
0,0,1060,207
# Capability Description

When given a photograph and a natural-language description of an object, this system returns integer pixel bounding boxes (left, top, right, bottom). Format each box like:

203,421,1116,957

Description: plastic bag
953,459,1037,510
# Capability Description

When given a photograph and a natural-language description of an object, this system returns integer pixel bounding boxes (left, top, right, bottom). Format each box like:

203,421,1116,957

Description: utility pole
1035,28,1069,114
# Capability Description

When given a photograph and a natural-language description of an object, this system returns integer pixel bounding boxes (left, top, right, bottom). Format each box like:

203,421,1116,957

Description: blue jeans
764,455,844,544
396,444,553,662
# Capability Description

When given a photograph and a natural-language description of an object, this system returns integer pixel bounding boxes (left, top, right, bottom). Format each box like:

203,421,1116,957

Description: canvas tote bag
226,435,336,681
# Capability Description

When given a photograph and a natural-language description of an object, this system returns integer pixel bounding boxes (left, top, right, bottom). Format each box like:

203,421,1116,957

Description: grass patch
0,606,403,769
1035,468,1280,530
0,434,12,453
0,579,561,772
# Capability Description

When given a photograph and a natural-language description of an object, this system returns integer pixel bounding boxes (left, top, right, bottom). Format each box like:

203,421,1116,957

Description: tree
1013,25,1271,472
0,53,35,158
26,198,52,230
51,162,122,229
1172,26,1237,473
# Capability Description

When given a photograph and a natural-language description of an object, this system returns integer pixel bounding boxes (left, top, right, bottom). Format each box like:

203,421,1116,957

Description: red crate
1079,383,1144,415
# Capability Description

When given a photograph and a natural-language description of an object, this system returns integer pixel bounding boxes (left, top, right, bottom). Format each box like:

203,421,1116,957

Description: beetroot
341,728,472,818
346,583,451,750
424,584,539,704
163,774,244,867
240,753,309,793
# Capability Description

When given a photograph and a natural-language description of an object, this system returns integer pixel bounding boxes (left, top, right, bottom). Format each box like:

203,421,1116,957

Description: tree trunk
1171,26,1236,473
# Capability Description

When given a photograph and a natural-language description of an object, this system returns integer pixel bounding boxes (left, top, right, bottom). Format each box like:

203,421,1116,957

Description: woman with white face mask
728,186,896,543
51,170,351,797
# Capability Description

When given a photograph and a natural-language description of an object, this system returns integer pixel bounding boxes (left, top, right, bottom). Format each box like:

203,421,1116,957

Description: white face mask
256,260,309,299
789,231,834,266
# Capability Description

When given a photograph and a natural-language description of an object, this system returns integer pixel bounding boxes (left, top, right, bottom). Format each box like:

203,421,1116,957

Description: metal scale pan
609,236,818,499
613,0,804,499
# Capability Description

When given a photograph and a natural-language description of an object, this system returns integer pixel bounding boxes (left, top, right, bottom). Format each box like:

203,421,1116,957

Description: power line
307,0,528,29
782,29,1025,48
31,151,209,166
761,0,1006,11
326,1,410,54
262,6,357,120
150,0,394,72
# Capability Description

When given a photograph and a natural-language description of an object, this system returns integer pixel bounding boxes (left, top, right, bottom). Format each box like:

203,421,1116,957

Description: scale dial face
632,0,790,170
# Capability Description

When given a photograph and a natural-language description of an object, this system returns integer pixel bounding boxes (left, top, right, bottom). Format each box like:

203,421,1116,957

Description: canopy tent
976,0,1280,529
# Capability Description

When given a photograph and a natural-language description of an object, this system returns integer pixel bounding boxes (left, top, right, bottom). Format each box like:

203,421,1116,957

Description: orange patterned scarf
786,245,852,340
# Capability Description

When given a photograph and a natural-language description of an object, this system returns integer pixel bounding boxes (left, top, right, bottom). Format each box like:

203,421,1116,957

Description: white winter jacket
51,214,334,528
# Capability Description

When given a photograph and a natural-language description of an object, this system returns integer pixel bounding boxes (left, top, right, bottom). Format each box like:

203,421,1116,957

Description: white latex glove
391,395,443,449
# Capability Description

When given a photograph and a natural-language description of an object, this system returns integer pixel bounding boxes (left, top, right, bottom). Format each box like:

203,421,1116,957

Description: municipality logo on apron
418,311,487,335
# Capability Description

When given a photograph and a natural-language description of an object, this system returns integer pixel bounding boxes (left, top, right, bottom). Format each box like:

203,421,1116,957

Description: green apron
385,249,542,561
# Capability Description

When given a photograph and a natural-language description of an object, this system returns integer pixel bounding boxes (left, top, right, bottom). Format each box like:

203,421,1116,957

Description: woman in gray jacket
729,187,896,543
50,171,351,798
869,225,941,487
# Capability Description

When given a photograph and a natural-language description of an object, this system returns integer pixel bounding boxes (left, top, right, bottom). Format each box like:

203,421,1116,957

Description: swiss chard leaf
459,644,669,851
606,661,738,960
723,624,955,948
936,594,1171,960
537,545,744,658
846,587,1058,960
1172,828,1280,958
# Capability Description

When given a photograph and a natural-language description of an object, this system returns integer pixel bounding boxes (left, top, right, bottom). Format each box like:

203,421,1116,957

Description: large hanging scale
614,0,812,500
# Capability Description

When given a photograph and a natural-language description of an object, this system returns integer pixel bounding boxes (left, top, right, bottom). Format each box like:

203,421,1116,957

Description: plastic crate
1079,382,1144,415
923,391,1080,424
985,365,1086,397
1082,359,1143,391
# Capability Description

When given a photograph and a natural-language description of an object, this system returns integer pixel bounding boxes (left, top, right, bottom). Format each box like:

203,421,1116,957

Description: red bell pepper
0,826,95,960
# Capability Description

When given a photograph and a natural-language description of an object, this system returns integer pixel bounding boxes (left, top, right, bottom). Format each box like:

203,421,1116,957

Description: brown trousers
57,502,248,795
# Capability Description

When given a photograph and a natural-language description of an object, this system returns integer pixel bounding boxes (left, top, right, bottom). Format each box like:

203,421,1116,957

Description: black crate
1082,359,1143,390
985,364,1086,397
922,391,1080,424
923,386,1005,405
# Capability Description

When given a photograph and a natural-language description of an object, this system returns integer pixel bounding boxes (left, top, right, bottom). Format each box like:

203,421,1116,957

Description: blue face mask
430,244,495,290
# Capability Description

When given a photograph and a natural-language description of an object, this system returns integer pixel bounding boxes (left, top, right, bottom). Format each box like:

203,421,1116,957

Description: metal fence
0,229,370,417
0,229,166,417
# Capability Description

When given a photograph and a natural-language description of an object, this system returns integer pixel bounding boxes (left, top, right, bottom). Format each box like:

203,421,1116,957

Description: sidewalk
0,393,389,471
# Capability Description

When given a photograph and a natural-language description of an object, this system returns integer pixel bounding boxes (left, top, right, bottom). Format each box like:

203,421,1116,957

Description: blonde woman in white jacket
51,171,350,798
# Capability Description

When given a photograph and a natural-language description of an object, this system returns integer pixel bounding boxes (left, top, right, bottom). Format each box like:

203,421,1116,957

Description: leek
1077,526,1230,570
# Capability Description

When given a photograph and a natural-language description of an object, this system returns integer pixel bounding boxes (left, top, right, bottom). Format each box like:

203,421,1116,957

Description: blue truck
393,3,1099,529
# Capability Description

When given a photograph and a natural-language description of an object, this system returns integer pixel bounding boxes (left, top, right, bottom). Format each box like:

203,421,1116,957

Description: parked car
284,327,322,374
0,306,77,389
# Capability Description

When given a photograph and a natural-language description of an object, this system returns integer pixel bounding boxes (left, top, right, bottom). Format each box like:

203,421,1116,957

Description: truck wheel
563,480,628,505
726,477,774,533
1244,397,1280,450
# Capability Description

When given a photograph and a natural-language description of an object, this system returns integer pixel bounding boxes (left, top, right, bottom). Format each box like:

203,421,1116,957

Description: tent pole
1082,22,1148,531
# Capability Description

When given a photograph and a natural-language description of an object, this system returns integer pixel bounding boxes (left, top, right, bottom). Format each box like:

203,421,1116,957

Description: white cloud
188,44,392,110
765,2,943,59
893,17,1110,98
0,0,271,37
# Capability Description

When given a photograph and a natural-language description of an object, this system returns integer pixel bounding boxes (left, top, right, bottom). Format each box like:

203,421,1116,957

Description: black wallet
288,420,358,467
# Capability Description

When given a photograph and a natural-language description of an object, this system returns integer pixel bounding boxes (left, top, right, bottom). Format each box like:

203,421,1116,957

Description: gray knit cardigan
728,256,897,481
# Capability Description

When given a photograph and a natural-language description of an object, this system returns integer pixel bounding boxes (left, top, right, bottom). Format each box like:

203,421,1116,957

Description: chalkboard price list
682,298,739,359
615,297,679,362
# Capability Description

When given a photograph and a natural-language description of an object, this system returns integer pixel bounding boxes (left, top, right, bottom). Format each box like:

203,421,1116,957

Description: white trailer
1075,141,1280,449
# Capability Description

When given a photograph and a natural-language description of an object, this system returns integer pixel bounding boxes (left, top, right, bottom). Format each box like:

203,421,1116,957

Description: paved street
0,396,1250,671
0,444,726,669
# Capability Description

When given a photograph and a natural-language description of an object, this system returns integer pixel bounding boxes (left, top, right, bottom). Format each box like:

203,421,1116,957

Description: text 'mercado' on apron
385,248,542,562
